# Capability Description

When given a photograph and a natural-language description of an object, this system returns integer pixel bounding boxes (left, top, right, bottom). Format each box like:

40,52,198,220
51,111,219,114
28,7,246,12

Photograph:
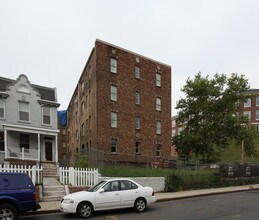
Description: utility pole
241,140,244,165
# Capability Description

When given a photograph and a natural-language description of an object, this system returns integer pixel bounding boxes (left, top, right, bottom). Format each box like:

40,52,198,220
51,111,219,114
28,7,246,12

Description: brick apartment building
61,39,172,167
241,89,259,133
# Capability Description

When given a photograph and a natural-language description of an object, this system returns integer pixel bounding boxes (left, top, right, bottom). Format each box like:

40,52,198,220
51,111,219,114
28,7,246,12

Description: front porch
1,123,59,163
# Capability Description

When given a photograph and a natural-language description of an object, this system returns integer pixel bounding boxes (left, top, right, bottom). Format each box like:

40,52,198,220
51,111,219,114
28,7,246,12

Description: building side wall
95,41,171,162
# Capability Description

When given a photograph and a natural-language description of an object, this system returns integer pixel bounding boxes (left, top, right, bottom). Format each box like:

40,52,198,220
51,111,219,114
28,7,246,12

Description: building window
244,111,251,120
135,92,140,105
156,144,161,157
256,97,259,106
81,102,85,113
0,99,5,119
19,101,29,122
81,81,85,92
76,130,79,140
135,66,140,79
111,85,117,101
20,134,29,153
244,98,251,107
178,127,184,135
136,116,140,129
156,72,161,87
111,139,117,154
111,112,117,128
42,106,51,125
156,97,161,111
172,129,176,137
156,120,161,134
110,58,117,74
172,120,176,128
256,110,259,121
89,116,92,132
0,132,4,151
89,90,91,106
81,123,85,136
135,142,140,154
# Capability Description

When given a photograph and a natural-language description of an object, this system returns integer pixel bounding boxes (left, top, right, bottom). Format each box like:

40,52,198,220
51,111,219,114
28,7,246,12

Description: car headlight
62,198,74,204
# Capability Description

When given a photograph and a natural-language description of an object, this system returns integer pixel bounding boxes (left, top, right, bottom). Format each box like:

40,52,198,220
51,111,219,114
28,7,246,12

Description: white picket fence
59,167,99,186
0,164,43,185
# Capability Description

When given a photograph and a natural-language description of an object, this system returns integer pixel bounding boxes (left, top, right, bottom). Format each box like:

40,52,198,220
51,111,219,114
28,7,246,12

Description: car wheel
0,203,18,220
134,198,146,213
77,202,93,219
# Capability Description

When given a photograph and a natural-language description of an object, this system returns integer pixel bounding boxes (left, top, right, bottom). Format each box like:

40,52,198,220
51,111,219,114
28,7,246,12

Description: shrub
165,173,183,192
74,155,89,168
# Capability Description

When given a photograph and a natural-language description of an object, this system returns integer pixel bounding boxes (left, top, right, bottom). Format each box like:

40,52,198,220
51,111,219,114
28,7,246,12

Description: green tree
173,73,257,163
74,154,89,168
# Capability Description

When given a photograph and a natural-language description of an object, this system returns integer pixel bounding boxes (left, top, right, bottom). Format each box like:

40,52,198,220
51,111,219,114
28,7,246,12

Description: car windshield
87,181,107,192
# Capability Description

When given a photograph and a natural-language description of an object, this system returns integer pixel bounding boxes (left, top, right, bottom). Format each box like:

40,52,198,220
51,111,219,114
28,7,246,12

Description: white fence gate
59,167,99,187
0,164,43,185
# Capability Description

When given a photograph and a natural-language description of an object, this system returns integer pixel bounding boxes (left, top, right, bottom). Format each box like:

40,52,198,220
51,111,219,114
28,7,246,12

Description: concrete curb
27,184,259,215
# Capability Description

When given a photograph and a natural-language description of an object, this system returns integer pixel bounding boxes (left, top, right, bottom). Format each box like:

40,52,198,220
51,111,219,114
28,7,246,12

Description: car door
119,180,140,208
95,180,121,210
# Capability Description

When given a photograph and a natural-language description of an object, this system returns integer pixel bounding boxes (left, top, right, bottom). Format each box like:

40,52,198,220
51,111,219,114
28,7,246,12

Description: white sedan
60,178,156,218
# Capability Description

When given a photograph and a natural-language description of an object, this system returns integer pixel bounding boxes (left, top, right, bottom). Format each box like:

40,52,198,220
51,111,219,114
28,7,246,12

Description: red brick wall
66,40,172,165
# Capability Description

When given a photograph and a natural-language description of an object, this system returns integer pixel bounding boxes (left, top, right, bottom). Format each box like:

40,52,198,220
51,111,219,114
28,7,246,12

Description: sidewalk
37,184,259,214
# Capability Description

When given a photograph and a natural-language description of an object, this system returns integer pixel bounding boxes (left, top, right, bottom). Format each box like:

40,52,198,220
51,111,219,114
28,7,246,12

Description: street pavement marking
232,214,241,218
212,199,220,202
106,215,119,220
172,204,182,207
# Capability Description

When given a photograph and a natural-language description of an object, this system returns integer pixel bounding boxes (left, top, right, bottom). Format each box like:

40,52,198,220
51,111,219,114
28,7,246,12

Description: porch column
55,135,58,162
4,129,7,159
37,133,40,161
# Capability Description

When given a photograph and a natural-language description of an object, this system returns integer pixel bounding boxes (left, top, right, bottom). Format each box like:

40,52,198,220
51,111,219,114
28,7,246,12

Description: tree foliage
173,73,257,163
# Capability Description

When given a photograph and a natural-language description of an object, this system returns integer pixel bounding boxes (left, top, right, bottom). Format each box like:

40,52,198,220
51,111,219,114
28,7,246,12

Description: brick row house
0,74,60,165
61,39,172,167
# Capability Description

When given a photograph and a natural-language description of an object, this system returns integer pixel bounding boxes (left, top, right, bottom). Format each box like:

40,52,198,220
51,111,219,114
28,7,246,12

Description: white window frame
111,58,117,74
156,120,161,134
244,98,251,107
135,142,140,154
42,106,52,125
256,96,259,106
156,72,161,87
0,99,5,119
256,110,259,121
156,144,161,157
111,85,117,101
243,111,251,120
156,97,161,111
135,66,140,79
135,92,140,105
18,101,30,122
136,117,140,129
111,112,117,128
111,139,117,154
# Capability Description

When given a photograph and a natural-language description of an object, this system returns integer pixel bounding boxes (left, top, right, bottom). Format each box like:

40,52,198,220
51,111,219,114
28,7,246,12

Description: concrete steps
41,163,66,202
41,162,58,178
42,178,66,202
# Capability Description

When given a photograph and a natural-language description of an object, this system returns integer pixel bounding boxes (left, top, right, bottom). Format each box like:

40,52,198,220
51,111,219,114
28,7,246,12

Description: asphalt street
23,190,259,220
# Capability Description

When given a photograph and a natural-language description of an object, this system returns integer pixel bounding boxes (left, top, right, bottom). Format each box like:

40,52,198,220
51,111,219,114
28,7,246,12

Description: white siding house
0,74,60,165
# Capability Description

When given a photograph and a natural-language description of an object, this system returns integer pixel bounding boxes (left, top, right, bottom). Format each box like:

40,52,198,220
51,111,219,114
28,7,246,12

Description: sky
1,0,259,115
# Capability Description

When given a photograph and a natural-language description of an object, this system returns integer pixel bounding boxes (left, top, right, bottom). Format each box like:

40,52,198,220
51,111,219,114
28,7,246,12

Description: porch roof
2,123,60,136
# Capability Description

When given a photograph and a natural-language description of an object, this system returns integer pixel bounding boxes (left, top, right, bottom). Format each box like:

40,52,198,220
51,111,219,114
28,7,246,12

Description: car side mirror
99,188,105,193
